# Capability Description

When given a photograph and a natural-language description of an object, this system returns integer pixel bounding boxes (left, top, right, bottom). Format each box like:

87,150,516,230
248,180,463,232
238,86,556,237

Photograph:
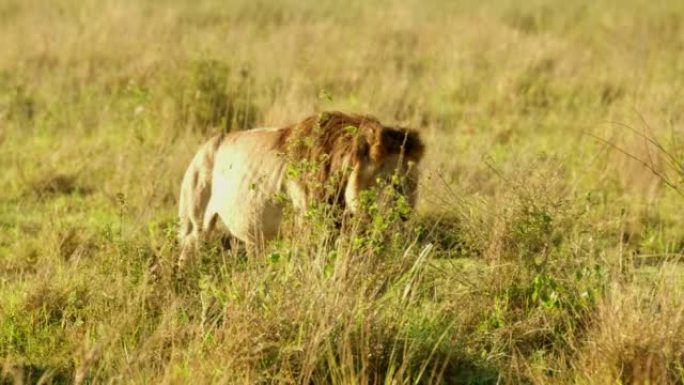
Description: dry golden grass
1,0,684,383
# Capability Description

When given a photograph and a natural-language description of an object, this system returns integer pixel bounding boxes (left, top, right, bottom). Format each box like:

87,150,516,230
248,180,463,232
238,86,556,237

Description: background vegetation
1,0,683,383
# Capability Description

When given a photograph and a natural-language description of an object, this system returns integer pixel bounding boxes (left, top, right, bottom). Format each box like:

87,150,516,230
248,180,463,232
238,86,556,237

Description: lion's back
208,128,290,242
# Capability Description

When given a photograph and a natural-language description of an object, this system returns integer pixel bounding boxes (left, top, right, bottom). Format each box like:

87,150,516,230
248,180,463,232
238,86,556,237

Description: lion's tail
178,163,199,241
178,134,223,261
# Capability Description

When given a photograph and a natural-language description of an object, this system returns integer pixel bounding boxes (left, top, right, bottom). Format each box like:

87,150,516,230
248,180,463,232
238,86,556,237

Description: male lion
177,111,424,265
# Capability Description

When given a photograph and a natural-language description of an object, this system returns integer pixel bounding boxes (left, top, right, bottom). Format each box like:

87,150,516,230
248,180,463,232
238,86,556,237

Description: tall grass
1,0,684,383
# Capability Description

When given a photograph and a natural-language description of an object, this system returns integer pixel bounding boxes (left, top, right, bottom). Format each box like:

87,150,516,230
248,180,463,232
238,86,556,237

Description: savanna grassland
1,0,684,383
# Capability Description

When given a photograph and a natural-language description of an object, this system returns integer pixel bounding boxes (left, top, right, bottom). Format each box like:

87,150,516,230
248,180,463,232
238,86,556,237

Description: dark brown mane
276,111,373,155
276,111,425,203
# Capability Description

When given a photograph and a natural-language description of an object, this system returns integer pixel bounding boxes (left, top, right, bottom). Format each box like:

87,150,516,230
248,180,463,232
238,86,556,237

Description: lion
177,111,425,266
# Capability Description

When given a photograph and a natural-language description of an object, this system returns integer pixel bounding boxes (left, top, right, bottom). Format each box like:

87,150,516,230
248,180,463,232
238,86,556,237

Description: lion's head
278,111,425,215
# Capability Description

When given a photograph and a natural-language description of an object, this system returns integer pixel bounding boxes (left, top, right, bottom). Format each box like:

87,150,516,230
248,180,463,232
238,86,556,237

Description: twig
585,130,684,199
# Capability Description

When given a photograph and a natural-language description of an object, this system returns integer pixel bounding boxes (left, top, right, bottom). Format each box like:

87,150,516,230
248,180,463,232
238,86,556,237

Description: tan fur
177,111,425,266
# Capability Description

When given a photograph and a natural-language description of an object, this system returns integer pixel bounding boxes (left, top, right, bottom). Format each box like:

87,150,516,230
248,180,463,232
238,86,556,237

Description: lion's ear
354,124,384,163
369,142,384,162
367,127,385,162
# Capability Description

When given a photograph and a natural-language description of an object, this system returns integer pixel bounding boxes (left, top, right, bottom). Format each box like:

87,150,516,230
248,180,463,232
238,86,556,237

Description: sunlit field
1,0,684,383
